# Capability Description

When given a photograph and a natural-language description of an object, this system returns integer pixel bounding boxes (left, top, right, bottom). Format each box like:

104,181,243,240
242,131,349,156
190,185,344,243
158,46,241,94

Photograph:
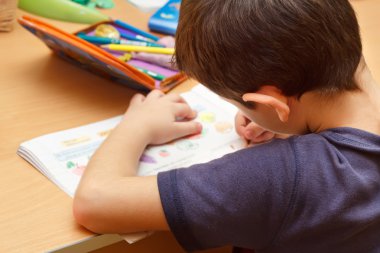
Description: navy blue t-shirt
157,128,380,252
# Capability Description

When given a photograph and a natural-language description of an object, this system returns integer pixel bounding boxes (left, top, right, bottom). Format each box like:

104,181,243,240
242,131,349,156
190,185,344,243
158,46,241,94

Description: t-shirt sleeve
157,139,298,251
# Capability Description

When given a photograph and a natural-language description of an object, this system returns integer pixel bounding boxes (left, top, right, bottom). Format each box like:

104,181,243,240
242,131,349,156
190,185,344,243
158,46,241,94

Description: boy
73,0,380,252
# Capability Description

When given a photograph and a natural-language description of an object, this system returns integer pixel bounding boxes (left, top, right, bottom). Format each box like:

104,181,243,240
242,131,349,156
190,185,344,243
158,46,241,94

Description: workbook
18,84,245,197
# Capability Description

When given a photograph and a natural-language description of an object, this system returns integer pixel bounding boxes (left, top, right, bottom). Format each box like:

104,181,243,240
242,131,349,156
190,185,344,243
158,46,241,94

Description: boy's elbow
73,185,106,233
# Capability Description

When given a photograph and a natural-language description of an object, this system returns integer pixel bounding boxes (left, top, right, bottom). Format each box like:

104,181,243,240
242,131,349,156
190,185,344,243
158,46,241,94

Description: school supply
101,44,175,54
18,16,186,93
94,23,119,38
114,19,160,41
118,53,133,62
72,0,115,9
148,0,180,35
132,36,177,70
118,29,152,43
17,84,245,198
18,0,110,24
134,67,166,81
77,34,164,47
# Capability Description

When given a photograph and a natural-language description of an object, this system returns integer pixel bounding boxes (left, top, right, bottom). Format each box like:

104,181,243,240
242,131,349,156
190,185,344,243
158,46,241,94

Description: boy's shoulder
291,127,380,152
238,127,380,171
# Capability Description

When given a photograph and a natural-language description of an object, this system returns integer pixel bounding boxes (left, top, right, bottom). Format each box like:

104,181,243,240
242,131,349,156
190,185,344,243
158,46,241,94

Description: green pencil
134,67,166,81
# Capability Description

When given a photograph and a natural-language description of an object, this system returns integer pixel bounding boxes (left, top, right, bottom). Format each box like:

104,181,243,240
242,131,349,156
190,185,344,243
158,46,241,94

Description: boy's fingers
235,113,248,136
174,103,197,119
244,124,266,140
251,131,275,143
164,93,187,103
174,121,203,137
129,93,145,106
243,120,276,143
146,90,165,100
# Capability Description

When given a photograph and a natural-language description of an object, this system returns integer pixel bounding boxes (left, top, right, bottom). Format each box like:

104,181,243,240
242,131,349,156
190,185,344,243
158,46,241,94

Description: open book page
17,84,245,242
138,84,245,176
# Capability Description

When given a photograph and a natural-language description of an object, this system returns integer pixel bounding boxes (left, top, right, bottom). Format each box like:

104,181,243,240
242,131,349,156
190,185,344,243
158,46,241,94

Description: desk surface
0,1,379,252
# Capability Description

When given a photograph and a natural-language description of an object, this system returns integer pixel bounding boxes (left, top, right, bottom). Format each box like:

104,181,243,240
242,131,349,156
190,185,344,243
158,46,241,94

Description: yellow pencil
101,44,175,55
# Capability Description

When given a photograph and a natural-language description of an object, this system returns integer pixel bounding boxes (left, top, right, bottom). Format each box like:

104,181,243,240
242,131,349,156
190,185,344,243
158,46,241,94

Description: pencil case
18,15,187,93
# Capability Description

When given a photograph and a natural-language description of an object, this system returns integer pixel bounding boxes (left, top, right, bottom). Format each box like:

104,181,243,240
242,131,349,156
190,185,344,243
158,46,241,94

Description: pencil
77,34,164,47
101,44,175,55
114,19,160,42
134,67,166,81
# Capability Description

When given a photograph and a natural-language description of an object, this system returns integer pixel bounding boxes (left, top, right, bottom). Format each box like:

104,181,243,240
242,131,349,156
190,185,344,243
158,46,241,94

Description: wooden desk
0,1,379,252
0,2,193,252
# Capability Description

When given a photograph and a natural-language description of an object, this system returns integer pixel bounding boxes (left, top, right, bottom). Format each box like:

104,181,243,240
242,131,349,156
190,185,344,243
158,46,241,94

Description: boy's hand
235,111,275,144
121,90,202,145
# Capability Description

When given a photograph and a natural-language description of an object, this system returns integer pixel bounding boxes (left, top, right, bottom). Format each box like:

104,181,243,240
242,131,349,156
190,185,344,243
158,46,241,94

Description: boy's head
175,0,362,106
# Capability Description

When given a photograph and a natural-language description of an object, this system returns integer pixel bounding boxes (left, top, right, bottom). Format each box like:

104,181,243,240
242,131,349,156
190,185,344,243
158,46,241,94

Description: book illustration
61,136,92,147
66,161,87,176
214,121,233,134
54,140,102,162
72,164,86,176
66,161,76,169
199,111,216,123
158,149,170,157
139,154,157,164
175,140,199,151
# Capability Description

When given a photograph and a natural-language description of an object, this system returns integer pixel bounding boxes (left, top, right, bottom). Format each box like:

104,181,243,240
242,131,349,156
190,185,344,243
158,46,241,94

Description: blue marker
77,34,165,47
114,19,160,42
117,30,153,43
77,33,119,44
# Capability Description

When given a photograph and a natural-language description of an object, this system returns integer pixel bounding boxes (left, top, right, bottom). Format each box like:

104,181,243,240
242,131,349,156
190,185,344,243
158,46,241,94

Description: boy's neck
302,63,380,135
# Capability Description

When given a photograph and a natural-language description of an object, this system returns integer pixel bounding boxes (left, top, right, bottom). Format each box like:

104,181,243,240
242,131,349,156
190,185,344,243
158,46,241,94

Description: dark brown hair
175,0,362,104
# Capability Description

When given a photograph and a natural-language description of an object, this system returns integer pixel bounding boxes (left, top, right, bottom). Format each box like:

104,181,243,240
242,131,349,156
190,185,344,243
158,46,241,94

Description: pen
77,34,119,44
118,30,155,43
101,44,175,55
77,34,164,47
114,19,160,42
134,66,166,81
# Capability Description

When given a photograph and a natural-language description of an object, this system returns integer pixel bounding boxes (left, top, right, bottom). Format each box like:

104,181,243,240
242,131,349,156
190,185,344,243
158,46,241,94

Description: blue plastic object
148,0,180,35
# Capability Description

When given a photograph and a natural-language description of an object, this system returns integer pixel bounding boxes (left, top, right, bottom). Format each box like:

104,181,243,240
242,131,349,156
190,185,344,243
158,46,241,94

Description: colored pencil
101,44,175,55
114,19,160,42
77,34,164,47
134,67,166,81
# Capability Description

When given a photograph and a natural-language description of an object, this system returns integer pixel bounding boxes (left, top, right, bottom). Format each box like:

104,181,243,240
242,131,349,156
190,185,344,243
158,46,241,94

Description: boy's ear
242,86,290,122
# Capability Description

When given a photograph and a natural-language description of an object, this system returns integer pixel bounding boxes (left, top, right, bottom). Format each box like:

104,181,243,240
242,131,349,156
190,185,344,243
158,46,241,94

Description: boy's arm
73,90,201,234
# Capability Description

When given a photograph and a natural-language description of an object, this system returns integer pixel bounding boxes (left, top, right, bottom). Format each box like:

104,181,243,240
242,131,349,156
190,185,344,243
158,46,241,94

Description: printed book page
17,84,245,242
